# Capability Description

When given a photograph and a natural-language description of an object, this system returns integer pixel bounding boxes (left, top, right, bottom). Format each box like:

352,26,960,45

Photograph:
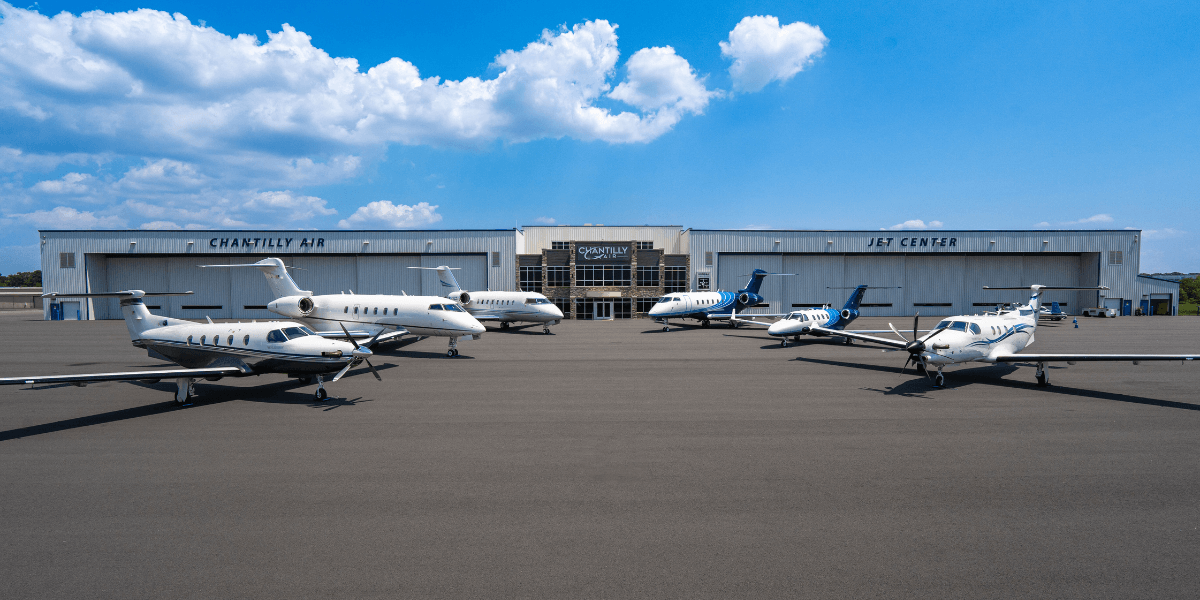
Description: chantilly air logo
577,245,629,260
868,236,957,248
209,237,325,249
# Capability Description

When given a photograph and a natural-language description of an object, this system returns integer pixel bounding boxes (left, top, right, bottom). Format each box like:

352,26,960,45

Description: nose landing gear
447,337,460,357
313,374,328,401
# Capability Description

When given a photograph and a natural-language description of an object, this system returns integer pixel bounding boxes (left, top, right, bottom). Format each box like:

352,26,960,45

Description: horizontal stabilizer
993,354,1198,363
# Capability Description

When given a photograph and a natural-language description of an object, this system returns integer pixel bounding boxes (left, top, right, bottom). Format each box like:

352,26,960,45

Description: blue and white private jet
648,269,793,331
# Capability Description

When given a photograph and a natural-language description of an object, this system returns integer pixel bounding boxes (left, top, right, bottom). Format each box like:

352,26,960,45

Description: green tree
0,271,42,287
1180,277,1200,304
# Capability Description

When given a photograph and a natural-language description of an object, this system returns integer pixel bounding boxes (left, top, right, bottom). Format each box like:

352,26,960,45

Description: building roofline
39,228,518,234
685,229,1140,233
1137,274,1182,284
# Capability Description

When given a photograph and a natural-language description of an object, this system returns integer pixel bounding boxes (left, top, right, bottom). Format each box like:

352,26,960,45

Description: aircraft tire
780,339,787,347
1036,370,1049,386
314,388,328,401
702,320,710,328
934,373,945,388
662,327,669,332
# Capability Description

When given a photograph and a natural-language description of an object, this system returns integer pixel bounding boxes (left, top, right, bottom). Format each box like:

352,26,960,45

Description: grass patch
1180,302,1199,316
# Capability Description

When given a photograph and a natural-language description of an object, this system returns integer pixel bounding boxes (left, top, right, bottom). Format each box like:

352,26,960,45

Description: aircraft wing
993,354,1199,363
809,327,909,349
472,315,505,321
315,329,408,341
0,366,249,387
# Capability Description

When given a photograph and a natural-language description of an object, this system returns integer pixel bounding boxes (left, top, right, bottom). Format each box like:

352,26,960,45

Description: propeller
332,323,382,382
892,312,950,380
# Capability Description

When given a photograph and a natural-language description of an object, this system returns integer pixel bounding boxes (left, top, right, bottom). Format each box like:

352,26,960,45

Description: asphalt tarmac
2,310,1198,599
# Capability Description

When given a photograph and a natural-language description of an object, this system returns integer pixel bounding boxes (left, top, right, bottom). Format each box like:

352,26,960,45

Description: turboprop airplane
648,269,794,331
410,266,564,334
0,290,381,403
808,285,1198,388
202,259,485,357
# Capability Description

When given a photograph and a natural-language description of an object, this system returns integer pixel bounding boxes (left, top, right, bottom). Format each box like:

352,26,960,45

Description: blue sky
1,1,1197,273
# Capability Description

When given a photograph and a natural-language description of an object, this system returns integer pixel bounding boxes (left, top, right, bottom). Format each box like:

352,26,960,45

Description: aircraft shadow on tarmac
0,364,398,442
791,355,1200,411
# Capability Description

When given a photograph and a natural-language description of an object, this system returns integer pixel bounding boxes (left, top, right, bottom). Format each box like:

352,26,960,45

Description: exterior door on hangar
716,254,783,314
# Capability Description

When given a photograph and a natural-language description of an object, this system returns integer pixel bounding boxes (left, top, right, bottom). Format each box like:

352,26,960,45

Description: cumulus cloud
610,46,717,114
533,216,556,224
720,15,827,92
888,219,944,230
241,191,337,222
337,201,442,228
30,172,94,194
9,206,125,228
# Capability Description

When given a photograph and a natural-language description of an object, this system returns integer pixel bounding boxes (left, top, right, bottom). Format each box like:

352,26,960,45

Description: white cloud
30,172,94,194
241,191,337,222
720,15,827,93
888,219,944,230
139,220,182,230
533,216,556,224
1128,226,1186,239
1036,214,1115,228
337,201,442,228
9,206,125,228
610,46,717,114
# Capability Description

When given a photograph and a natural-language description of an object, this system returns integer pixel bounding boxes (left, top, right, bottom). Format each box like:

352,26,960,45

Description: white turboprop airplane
809,285,1198,388
411,266,564,334
0,290,381,403
202,259,486,357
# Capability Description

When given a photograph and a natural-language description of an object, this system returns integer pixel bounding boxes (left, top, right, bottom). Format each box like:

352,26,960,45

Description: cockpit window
282,327,310,339
969,323,982,335
429,304,444,311
935,320,953,330
267,329,287,343
948,321,967,332
443,304,465,312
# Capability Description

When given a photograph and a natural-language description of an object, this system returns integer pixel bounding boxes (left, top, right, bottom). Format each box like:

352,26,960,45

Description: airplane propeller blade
331,360,355,382
889,322,909,342
913,312,919,342
364,359,382,381
364,328,385,349
339,323,360,349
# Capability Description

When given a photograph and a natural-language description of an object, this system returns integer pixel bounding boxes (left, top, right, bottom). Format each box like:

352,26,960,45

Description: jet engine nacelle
737,292,763,307
268,295,315,318
447,291,471,305
841,308,856,321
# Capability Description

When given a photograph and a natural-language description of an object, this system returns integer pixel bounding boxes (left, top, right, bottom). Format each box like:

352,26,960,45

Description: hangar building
40,227,1179,320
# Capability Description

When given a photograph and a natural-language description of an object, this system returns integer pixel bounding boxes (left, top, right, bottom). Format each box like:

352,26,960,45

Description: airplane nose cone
549,305,564,318
468,319,485,335
767,322,785,336
649,305,663,316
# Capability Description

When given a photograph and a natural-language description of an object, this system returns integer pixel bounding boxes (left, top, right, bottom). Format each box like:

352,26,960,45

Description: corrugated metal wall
715,254,783,314
419,255,487,294
844,256,905,316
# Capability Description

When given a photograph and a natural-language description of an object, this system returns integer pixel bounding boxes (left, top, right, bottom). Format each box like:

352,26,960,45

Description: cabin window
267,330,287,343
244,335,250,345
354,307,358,314
227,335,234,345
187,335,193,345
200,335,206,345
344,306,348,313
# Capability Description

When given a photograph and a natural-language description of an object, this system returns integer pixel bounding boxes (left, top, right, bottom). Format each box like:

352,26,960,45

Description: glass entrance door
594,301,613,320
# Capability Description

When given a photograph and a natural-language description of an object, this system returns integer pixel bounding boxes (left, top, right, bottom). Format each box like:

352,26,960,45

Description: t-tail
842,285,868,312
199,258,311,299
435,266,462,293
739,269,770,296
42,290,194,340
983,285,1110,317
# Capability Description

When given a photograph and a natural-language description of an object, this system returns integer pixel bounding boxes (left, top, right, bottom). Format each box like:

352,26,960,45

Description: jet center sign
868,236,958,249
576,242,631,263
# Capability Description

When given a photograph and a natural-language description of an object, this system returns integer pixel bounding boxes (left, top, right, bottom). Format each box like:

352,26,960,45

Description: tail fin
1050,301,1061,314
435,266,462,293
982,285,1109,315
43,290,193,339
842,285,868,311
200,258,309,298
740,269,770,295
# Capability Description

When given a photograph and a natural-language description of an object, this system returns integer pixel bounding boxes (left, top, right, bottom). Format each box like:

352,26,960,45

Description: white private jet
810,285,1198,388
0,290,381,403
649,269,795,331
410,266,564,334
202,259,486,357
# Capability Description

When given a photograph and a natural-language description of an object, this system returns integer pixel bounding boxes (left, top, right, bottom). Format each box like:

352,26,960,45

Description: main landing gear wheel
702,320,711,328
933,373,945,388
844,337,853,345
1036,367,1049,387
314,388,328,401
543,326,551,334
500,322,510,330
174,377,195,405
446,349,460,357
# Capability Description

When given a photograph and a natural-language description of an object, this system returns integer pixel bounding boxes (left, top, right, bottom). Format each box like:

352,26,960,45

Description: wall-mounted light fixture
827,240,833,245
989,240,996,244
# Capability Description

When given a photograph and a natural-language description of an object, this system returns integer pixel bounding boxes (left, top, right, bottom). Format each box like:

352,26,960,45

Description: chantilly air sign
209,236,324,249
576,243,631,263
868,236,958,248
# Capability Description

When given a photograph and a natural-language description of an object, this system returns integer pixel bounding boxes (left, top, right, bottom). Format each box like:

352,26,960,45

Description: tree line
1181,277,1200,305
0,271,41,287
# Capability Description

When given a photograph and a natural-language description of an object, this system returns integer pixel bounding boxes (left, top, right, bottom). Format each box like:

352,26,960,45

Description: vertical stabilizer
200,258,310,298
739,269,770,295
842,285,868,311
436,266,463,293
